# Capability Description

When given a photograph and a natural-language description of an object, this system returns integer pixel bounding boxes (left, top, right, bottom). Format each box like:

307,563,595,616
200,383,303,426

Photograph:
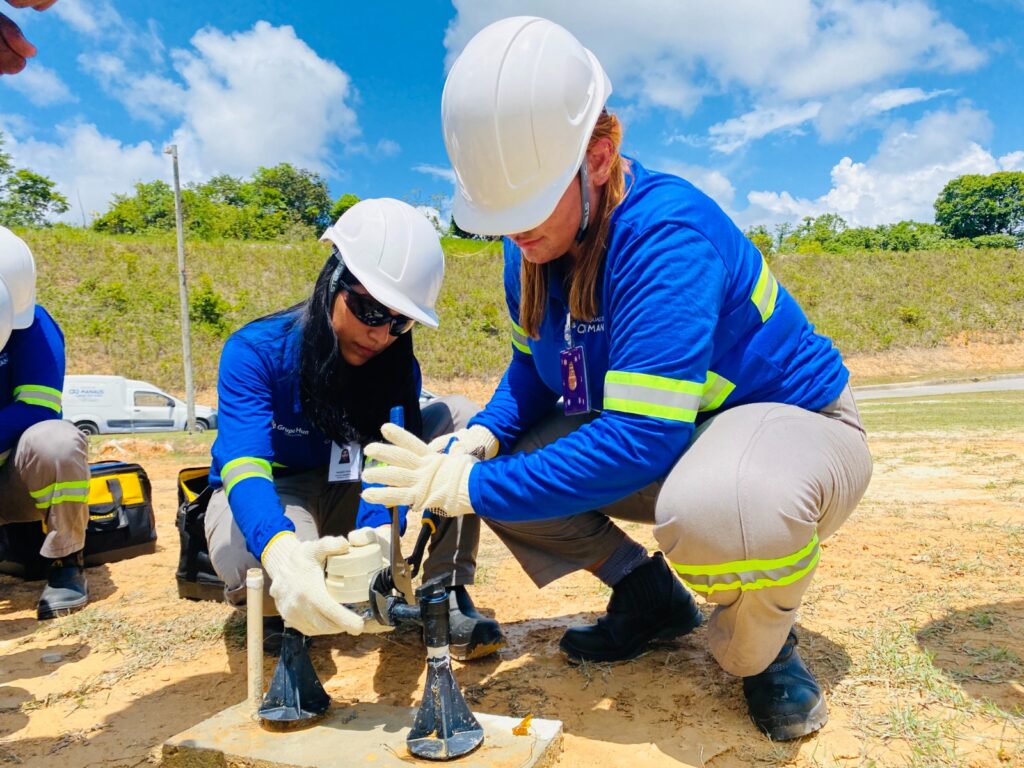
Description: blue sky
1,0,1022,231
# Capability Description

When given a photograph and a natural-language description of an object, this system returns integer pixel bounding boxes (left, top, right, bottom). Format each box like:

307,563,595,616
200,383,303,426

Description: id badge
560,345,590,415
328,441,362,482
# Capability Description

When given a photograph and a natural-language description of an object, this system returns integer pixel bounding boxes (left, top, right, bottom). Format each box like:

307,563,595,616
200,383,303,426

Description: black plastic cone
258,627,330,729
407,584,483,760
407,654,484,760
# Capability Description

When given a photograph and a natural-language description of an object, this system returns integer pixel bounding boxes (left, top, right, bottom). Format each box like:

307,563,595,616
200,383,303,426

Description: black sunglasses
330,265,415,336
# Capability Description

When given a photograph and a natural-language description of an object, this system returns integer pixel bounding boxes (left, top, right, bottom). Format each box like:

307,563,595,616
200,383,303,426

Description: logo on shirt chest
271,419,309,437
573,317,605,335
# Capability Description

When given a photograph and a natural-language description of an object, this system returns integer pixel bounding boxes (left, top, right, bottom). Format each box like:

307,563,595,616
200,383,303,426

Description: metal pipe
246,567,264,718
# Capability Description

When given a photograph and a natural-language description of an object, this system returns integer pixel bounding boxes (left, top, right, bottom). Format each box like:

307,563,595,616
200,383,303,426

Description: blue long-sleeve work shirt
468,159,848,522
0,305,66,458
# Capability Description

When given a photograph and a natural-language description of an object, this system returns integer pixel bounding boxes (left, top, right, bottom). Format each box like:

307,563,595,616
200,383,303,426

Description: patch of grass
20,605,242,710
858,391,1024,433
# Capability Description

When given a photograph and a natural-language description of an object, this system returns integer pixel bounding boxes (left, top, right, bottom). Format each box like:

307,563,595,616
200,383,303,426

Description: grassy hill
22,226,1024,396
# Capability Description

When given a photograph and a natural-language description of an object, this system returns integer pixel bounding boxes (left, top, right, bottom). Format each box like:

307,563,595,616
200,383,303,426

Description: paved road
853,375,1024,401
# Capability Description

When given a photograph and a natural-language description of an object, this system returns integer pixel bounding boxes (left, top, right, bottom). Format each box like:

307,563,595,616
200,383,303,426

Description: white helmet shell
0,276,13,350
0,226,36,329
442,16,612,236
319,198,444,328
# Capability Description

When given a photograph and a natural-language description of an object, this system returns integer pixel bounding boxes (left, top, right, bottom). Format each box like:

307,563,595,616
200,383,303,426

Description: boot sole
560,614,703,664
37,597,89,621
751,695,829,741
451,637,506,661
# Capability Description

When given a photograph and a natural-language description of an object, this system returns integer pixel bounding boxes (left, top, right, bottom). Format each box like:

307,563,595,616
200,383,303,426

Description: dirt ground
1,343,1022,768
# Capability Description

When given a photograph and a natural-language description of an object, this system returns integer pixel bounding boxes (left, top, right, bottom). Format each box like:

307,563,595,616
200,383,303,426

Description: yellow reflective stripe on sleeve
511,321,532,355
750,256,779,323
222,456,273,495
0,449,9,468
671,532,820,595
13,384,62,413
699,371,735,412
30,479,90,509
603,370,702,423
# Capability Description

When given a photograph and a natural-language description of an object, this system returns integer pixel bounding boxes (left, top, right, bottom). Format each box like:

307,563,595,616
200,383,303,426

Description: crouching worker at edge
0,227,90,620
362,18,872,741
206,198,505,660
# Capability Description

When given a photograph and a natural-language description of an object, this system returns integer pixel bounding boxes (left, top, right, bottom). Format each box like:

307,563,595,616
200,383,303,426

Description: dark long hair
298,253,423,444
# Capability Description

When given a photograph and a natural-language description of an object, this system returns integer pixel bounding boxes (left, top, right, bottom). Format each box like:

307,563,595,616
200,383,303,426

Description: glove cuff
467,425,500,460
261,530,297,572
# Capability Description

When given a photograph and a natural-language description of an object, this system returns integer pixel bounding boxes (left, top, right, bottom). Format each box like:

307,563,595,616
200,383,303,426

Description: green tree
0,169,70,226
329,193,360,223
744,224,773,256
0,132,69,227
251,164,333,230
92,180,176,234
784,213,848,253
934,172,1024,240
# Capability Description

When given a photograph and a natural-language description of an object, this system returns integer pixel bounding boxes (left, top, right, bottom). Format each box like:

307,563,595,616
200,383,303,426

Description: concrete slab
162,701,563,768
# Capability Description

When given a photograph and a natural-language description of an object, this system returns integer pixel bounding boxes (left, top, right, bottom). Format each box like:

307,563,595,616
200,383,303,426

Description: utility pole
163,144,196,433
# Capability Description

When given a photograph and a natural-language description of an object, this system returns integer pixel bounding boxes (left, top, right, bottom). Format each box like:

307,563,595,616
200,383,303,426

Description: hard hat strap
574,161,590,244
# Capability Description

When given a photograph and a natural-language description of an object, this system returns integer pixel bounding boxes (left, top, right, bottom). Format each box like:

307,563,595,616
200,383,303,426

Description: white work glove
261,532,365,637
362,423,478,518
427,424,499,460
348,523,393,566
343,524,395,634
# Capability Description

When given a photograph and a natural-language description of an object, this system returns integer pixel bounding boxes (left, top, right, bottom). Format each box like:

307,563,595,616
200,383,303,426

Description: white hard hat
319,198,444,328
0,226,37,329
442,16,612,236
0,276,13,349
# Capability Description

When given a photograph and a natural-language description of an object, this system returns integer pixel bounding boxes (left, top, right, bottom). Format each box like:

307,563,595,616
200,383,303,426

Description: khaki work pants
484,385,872,677
0,420,90,559
206,396,484,609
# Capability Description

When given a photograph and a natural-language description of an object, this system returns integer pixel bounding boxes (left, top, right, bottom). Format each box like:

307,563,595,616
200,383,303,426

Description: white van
62,375,218,435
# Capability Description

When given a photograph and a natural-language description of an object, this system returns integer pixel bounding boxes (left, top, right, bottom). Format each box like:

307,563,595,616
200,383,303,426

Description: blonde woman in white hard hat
0,226,91,620
363,18,872,740
205,198,505,660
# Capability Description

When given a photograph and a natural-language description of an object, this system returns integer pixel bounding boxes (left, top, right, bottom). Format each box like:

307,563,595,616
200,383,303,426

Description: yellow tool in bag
83,461,158,565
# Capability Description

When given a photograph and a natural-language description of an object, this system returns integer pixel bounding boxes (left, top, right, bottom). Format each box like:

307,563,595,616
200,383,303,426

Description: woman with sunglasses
205,197,505,660
362,18,872,741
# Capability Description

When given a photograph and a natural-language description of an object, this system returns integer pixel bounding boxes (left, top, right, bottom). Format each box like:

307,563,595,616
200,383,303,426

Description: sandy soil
1,343,1022,767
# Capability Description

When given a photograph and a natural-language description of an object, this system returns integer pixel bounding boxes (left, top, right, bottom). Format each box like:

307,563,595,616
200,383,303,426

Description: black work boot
448,585,506,661
743,629,828,741
37,551,89,620
559,552,703,663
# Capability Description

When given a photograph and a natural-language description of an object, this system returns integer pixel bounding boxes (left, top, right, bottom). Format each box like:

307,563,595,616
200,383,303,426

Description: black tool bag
0,461,157,578
0,522,48,579
83,461,158,565
176,466,225,602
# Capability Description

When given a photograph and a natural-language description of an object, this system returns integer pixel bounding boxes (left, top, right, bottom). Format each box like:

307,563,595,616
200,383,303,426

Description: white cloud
51,0,111,35
741,106,1010,228
709,102,822,154
815,87,951,141
1000,151,1024,171
375,139,401,158
1,64,75,106
413,164,456,184
1,121,166,225
170,23,359,176
446,1,983,116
